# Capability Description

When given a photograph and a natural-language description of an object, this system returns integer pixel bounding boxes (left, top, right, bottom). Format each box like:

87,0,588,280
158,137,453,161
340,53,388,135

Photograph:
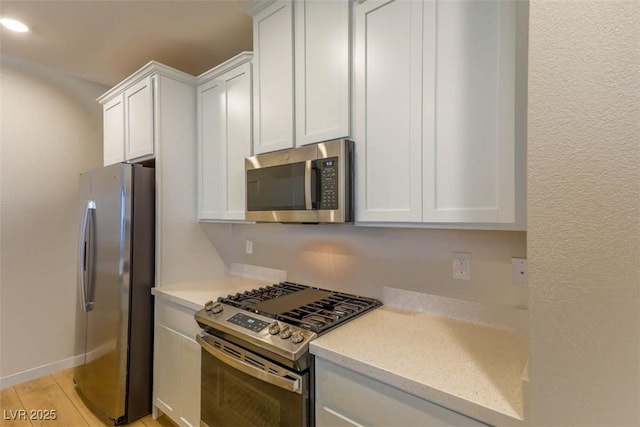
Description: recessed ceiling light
0,17,29,33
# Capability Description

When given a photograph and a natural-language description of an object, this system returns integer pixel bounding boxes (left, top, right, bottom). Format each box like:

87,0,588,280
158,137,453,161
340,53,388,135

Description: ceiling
0,0,254,87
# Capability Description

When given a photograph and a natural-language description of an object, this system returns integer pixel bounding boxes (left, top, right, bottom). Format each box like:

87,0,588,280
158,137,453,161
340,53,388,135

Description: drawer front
316,404,364,427
155,298,201,339
316,358,489,427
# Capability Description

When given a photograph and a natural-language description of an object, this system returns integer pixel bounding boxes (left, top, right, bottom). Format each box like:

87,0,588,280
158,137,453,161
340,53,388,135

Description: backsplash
221,223,527,309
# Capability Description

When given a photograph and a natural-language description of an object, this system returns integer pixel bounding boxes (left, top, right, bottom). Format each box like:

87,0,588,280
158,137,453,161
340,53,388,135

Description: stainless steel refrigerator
73,163,154,425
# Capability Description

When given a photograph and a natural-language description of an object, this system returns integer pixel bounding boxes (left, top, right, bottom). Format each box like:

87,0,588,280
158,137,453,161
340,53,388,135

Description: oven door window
246,163,307,211
201,348,309,427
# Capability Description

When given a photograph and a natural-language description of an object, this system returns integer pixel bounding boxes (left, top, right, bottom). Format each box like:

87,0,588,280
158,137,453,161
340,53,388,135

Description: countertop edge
310,343,525,427
310,310,527,427
150,273,278,311
151,287,203,311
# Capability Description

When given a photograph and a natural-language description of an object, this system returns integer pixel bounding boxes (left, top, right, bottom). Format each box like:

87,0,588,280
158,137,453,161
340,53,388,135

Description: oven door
197,334,310,427
245,144,318,223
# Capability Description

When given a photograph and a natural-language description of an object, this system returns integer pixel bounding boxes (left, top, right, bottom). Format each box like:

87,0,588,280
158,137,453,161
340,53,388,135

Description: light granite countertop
151,263,287,310
153,271,528,426
310,290,529,427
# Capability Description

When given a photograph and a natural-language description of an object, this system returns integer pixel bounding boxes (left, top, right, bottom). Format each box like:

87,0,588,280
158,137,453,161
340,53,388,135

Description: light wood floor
0,368,176,427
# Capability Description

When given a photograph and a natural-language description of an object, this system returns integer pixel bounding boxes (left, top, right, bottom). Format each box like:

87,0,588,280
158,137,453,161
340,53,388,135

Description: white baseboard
0,354,84,390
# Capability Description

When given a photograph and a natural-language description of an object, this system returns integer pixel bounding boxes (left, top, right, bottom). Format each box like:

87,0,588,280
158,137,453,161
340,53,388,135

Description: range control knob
211,303,223,314
204,300,214,312
291,330,304,344
268,322,280,335
279,325,292,339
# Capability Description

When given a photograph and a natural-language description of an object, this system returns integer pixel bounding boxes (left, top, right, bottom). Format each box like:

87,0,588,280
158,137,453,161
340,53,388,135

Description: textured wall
527,1,640,425
229,224,527,309
0,58,106,380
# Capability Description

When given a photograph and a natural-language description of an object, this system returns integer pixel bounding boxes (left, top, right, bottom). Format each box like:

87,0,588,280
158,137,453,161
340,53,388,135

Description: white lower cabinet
315,358,489,427
153,298,201,427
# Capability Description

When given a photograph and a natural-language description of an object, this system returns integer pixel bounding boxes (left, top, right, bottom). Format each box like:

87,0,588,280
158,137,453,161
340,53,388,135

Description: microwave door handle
196,334,302,394
78,200,96,312
305,160,313,210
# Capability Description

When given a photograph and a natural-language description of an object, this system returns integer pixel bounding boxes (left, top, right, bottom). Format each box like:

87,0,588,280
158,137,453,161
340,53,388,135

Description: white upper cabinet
353,0,426,222
102,96,125,166
198,80,225,219
353,0,526,228
294,0,350,145
197,53,253,221
98,62,195,168
424,0,519,224
252,1,295,154
124,76,155,162
250,0,351,153
100,76,155,166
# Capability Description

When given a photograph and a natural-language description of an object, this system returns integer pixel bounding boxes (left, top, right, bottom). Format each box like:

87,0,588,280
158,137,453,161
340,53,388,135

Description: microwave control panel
319,157,338,210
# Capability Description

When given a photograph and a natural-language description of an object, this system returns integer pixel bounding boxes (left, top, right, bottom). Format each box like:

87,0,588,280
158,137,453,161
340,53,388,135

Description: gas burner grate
217,281,381,334
218,282,306,309
276,291,381,334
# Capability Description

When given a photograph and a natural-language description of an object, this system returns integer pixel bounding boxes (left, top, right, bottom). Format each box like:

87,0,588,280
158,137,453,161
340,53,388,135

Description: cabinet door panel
424,0,517,223
125,76,155,161
198,61,252,222
179,337,201,427
253,0,294,154
103,96,125,166
223,64,252,219
198,80,225,219
154,324,181,416
295,0,350,145
354,0,423,222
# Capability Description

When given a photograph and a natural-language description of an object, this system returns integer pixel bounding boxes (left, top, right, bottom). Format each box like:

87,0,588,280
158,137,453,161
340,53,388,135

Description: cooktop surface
216,281,381,334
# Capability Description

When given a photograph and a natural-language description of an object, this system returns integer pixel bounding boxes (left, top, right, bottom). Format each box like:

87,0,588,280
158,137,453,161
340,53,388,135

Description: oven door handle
197,334,302,395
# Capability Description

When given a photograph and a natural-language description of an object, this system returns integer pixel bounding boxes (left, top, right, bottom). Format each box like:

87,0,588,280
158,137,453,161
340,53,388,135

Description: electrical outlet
512,258,528,286
245,240,253,255
453,252,471,280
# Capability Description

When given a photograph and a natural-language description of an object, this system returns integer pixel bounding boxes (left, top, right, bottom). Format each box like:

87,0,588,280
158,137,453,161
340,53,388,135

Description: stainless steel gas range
194,281,381,427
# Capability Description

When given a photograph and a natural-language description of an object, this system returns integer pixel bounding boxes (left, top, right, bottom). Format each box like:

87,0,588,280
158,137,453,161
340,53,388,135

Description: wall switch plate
453,252,471,280
512,258,528,286
245,240,253,255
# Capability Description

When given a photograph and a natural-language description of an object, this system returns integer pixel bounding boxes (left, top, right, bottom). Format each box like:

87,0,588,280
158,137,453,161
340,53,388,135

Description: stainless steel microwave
245,139,353,223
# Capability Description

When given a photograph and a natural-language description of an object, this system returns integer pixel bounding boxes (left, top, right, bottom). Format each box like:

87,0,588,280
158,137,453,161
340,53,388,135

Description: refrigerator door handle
78,200,96,312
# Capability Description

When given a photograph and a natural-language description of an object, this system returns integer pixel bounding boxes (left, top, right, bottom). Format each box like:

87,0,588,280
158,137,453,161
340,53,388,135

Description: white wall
0,57,107,385
527,1,640,425
229,224,527,309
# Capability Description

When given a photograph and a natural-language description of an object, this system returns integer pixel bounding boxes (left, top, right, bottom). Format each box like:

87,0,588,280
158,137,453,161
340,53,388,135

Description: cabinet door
198,63,252,221
223,63,252,219
353,0,424,222
103,95,125,166
253,0,295,154
154,324,181,418
179,337,201,427
124,76,155,161
423,0,517,223
198,80,225,220
295,0,350,145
